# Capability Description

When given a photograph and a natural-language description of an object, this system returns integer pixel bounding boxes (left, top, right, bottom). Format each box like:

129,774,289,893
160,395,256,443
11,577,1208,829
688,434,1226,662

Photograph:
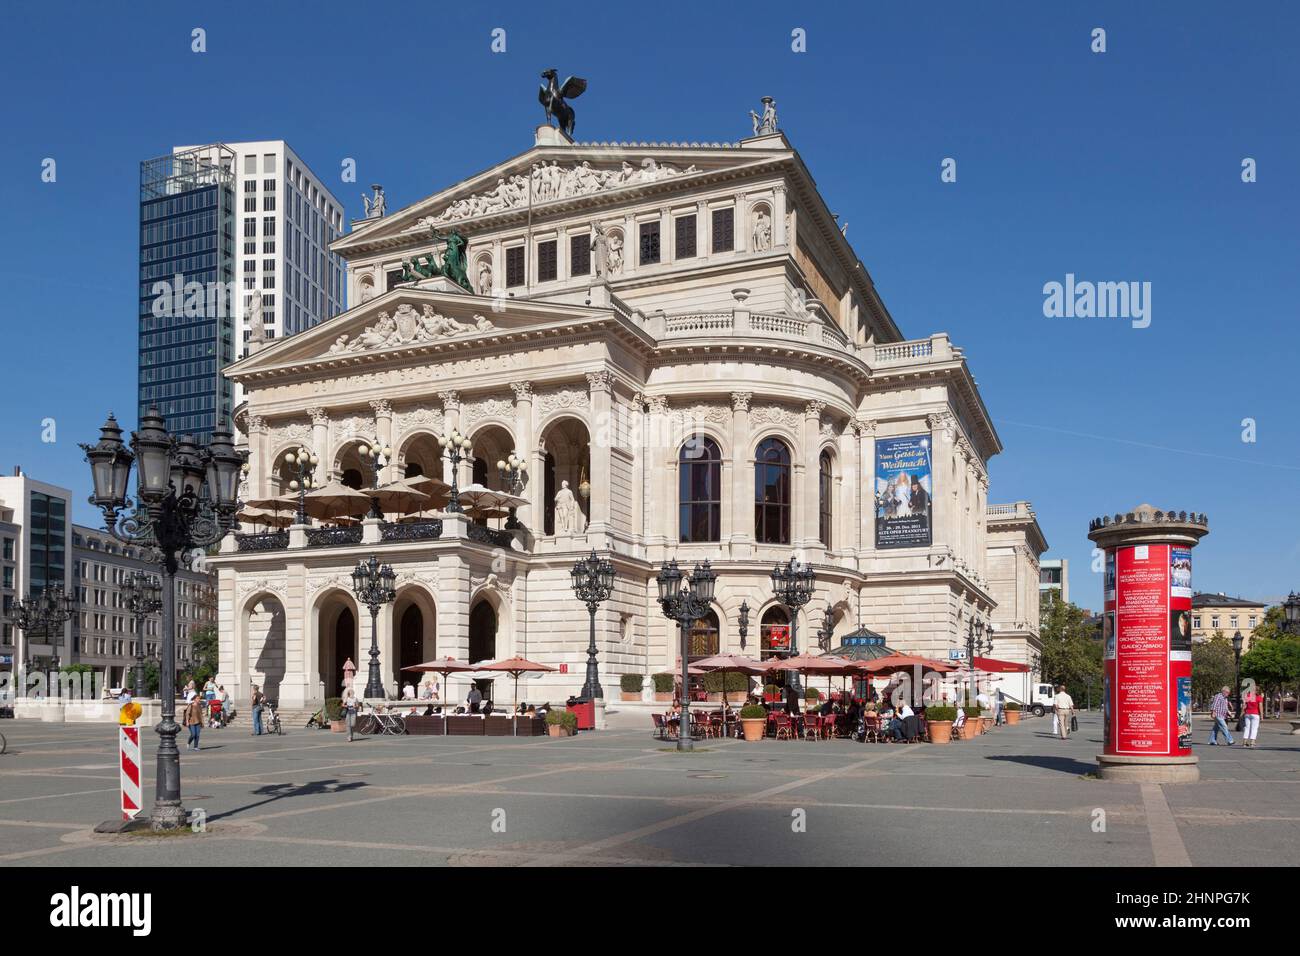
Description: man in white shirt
402,681,415,700
1053,685,1075,739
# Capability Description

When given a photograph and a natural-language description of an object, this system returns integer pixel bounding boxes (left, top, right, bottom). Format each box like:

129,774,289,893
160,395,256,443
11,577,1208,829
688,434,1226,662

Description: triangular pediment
334,139,794,257
224,286,635,381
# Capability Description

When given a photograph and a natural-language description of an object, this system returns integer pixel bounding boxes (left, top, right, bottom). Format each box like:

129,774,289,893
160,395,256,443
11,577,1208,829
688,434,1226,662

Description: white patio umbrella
301,481,373,521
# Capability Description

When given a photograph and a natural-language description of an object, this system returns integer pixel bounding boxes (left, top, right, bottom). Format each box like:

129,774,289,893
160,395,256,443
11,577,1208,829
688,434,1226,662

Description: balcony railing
235,531,289,553
380,519,444,542
467,523,515,548
305,526,364,547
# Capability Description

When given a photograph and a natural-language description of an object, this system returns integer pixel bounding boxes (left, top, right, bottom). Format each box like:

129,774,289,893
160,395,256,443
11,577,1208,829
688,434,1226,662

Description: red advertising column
1089,505,1207,782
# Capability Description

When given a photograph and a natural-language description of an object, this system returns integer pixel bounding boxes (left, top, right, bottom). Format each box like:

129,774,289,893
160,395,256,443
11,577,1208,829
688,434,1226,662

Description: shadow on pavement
986,754,1096,775
208,778,368,821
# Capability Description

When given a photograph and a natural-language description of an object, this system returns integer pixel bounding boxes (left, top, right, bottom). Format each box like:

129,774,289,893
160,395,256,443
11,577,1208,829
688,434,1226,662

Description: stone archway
316,591,359,697
243,593,286,702
399,432,442,480
538,416,590,535
469,600,497,664
392,586,437,691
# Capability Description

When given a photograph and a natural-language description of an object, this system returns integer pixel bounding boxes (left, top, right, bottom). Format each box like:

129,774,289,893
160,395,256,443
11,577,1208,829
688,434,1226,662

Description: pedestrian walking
251,684,265,736
341,685,358,742
1207,686,1235,746
1241,686,1263,748
183,695,204,750
1053,684,1075,739
994,687,1006,726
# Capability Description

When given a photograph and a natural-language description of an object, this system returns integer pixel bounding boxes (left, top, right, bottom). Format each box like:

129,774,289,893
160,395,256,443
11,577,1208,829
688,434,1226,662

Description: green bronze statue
400,254,440,283
429,226,471,291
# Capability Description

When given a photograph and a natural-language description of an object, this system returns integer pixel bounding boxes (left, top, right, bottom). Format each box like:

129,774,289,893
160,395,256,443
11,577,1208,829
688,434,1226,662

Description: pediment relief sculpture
327,304,496,354
405,158,702,231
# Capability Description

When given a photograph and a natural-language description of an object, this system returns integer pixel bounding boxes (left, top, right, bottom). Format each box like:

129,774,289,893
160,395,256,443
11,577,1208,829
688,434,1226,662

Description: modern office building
1039,557,1069,607
71,525,216,690
139,141,347,439
0,471,74,684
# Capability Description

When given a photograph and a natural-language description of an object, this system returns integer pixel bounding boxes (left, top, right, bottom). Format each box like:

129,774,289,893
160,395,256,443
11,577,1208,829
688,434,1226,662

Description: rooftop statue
362,184,386,219
538,69,587,137
749,96,778,136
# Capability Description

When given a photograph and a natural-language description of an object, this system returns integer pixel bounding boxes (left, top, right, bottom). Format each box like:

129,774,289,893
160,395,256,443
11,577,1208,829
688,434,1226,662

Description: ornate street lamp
356,438,392,518
963,616,991,705
656,559,716,752
12,586,78,688
770,559,815,693
351,555,397,700
122,572,163,699
497,451,528,529
1232,630,1244,721
570,550,615,700
737,600,750,651
1282,592,1300,635
438,429,473,514
81,408,243,830
282,447,318,525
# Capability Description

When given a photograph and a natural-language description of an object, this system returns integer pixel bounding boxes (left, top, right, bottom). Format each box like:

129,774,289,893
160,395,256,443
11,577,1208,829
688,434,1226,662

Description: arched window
341,468,364,490
678,436,721,542
818,450,833,549
760,606,791,663
686,610,720,697
754,437,791,544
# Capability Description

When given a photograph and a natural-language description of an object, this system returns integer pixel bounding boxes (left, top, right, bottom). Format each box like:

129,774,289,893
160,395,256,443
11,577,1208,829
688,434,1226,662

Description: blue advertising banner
874,434,933,549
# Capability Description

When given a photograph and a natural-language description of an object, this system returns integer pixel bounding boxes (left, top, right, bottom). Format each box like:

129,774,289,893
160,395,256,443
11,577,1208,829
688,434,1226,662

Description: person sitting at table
819,697,835,717
482,699,494,717
890,701,915,741
953,704,967,732
844,697,861,724
402,681,415,700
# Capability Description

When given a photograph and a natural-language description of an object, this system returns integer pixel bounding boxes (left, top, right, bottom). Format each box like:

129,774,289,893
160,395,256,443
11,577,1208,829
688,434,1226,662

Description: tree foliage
1037,598,1102,703
1191,634,1235,707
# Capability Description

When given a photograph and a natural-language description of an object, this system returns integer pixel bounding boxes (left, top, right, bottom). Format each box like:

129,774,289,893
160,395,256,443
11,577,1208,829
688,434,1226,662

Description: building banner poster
874,435,932,549
1111,543,1173,756
1170,547,1193,600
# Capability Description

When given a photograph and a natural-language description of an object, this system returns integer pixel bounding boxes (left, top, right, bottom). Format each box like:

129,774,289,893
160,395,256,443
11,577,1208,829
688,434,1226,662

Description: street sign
119,726,142,820
949,648,967,661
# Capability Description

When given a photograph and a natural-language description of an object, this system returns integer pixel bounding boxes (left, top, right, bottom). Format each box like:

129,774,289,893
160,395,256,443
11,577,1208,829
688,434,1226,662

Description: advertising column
1088,506,1207,783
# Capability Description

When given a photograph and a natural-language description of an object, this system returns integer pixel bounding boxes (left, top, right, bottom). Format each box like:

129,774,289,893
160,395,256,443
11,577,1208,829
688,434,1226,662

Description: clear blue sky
2,1,1297,608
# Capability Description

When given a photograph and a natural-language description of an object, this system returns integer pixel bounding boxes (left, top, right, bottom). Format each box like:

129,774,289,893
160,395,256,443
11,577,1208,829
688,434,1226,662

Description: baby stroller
207,698,227,729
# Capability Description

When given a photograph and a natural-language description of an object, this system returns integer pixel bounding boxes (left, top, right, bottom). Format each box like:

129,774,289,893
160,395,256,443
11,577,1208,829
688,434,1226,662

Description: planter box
928,720,953,744
959,719,979,740
654,692,673,703
741,718,765,742
330,719,346,733
621,692,641,702
547,725,575,738
1005,710,1021,724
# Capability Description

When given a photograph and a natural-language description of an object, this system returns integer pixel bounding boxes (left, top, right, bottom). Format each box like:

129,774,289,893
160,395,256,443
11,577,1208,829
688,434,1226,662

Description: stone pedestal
1097,754,1199,783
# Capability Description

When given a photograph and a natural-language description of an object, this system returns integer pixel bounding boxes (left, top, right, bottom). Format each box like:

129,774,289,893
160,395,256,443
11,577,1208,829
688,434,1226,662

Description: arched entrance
469,601,497,664
760,605,792,689
400,433,442,481
248,596,287,702
317,593,358,697
392,587,437,691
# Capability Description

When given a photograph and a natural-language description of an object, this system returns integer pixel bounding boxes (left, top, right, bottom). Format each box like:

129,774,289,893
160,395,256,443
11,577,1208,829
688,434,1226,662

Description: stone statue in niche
590,226,608,278
607,231,624,275
752,209,772,251
554,479,579,534
477,260,493,295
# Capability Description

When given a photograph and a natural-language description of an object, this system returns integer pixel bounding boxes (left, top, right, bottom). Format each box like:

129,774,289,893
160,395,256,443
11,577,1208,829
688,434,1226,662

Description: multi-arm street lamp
496,451,528,529
82,408,244,830
964,617,992,706
122,572,163,699
438,429,473,513
282,447,318,525
356,439,392,518
656,559,717,752
12,586,77,690
737,600,750,652
351,555,397,700
570,550,615,700
770,559,815,693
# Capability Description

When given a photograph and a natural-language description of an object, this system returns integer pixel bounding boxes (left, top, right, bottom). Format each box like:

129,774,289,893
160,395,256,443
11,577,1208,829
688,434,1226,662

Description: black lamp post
122,572,163,699
12,585,78,692
770,559,815,693
282,447,318,525
570,550,615,700
1232,630,1244,721
356,438,392,519
351,555,397,700
1282,593,1300,635
737,600,750,651
656,559,717,752
438,429,472,514
82,409,244,831
963,617,991,706
496,451,528,529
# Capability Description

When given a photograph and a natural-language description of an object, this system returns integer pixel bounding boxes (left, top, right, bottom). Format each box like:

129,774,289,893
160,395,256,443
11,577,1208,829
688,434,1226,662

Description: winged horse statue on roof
538,69,587,138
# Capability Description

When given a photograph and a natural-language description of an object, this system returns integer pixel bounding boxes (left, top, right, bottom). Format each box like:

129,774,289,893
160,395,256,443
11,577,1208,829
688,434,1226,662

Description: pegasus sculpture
538,69,587,137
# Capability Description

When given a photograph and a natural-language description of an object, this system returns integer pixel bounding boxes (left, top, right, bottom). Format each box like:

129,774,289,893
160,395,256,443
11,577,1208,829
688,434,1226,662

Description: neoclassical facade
210,120,1046,708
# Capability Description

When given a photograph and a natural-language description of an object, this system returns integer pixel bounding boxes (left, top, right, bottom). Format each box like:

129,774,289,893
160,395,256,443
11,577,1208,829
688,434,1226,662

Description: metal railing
304,526,363,547
235,531,289,553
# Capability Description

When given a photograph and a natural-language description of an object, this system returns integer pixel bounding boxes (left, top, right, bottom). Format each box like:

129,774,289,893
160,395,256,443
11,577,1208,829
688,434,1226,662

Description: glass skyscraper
138,145,236,440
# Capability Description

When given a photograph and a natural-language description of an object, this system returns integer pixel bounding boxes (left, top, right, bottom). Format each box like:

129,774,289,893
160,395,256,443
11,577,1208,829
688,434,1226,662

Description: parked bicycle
360,709,405,736
263,699,283,735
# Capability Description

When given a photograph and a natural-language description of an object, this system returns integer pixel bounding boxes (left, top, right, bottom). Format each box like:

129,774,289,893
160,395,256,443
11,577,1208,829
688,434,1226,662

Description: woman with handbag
1241,687,1263,748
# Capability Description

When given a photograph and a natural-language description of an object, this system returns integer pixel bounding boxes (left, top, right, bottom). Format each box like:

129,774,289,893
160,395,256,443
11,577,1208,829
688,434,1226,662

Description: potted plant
960,704,981,739
546,708,578,737
739,703,767,742
805,687,822,704
1005,702,1022,724
620,673,644,702
324,697,345,733
925,705,956,744
652,672,675,703
703,671,750,703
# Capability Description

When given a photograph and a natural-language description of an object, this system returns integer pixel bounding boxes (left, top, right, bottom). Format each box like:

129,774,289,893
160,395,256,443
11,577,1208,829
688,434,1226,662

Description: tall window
537,239,557,282
505,246,525,287
818,450,833,549
674,214,697,259
570,233,590,276
711,207,734,253
678,436,721,542
754,437,791,544
639,221,660,265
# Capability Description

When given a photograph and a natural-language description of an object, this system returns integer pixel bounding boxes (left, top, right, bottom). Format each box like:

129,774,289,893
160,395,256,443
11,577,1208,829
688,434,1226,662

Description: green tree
1037,597,1103,705
1191,633,1235,708
189,623,219,685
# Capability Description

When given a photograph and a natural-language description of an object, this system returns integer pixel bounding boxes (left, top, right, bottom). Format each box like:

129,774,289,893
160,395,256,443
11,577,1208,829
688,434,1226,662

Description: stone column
247,416,269,495
927,412,955,563
371,399,393,483
736,196,750,254
773,184,788,248
728,392,752,558
586,371,613,535
623,213,636,276
644,396,670,546
439,391,460,488
697,200,709,257
511,382,535,529
276,564,309,707
797,401,825,549
308,407,329,477
1089,506,1209,783
629,392,647,538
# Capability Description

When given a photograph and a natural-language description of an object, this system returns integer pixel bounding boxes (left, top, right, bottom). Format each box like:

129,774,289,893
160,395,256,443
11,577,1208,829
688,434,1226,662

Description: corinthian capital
804,400,826,418
438,390,461,411
510,381,534,402
585,370,613,393
730,391,752,412
369,399,393,417
307,407,329,426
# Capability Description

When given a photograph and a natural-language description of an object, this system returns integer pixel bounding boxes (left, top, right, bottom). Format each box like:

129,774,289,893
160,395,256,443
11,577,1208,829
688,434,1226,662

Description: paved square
1,713,1296,866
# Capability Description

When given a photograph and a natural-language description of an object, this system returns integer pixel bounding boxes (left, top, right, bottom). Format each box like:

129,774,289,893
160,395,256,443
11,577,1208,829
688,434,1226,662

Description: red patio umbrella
401,656,476,735
691,654,765,735
472,657,556,736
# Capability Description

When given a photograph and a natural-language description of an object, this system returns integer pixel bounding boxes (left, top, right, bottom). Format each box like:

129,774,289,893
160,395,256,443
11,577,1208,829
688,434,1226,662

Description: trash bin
566,696,595,731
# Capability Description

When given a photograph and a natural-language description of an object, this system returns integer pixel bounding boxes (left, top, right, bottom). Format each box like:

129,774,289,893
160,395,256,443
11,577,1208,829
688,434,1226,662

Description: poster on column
1114,543,1171,755
874,435,932,549
1170,547,1193,599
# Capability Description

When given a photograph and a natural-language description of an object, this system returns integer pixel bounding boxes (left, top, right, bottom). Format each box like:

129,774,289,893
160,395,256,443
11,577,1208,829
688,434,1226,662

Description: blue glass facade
138,147,236,440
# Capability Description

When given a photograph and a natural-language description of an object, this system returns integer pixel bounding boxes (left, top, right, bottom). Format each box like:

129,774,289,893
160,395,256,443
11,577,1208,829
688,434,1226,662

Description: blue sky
2,1,1297,607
